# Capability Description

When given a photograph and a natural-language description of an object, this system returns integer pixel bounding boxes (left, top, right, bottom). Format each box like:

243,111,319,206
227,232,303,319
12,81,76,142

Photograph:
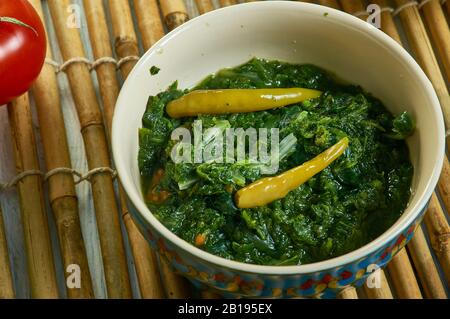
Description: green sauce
138,58,414,266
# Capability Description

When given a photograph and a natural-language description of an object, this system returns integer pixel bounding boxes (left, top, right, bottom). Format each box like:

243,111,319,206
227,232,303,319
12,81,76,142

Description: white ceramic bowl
113,1,445,298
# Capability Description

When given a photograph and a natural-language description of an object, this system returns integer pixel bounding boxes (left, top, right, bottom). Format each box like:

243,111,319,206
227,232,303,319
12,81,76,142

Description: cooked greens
150,65,161,75
138,58,414,265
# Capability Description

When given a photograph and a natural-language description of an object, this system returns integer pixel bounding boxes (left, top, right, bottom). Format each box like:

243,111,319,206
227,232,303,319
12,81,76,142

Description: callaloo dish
138,58,414,266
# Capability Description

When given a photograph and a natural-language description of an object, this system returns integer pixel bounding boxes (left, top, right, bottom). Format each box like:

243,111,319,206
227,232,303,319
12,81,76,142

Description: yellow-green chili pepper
235,137,349,209
166,88,322,118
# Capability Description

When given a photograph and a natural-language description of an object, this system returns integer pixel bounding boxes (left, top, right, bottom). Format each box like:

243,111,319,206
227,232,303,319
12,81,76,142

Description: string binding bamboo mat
0,0,449,299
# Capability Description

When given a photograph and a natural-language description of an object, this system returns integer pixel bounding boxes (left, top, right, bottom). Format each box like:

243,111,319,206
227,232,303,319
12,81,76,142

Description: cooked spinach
150,65,161,75
138,58,414,265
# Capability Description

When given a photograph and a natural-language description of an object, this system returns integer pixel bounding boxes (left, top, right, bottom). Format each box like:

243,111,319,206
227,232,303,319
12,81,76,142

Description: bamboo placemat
0,0,449,299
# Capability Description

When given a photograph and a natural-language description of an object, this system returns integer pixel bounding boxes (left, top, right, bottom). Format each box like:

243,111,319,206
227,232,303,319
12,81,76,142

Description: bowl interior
113,2,444,274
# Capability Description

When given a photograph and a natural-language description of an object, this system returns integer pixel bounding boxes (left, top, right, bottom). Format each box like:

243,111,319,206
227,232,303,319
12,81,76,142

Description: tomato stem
0,17,38,36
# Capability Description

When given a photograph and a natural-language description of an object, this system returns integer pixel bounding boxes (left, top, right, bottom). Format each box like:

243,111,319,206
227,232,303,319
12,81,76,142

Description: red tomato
0,0,46,105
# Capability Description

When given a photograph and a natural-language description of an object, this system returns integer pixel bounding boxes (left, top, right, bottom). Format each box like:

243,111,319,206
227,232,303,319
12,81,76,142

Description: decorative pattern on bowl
129,202,425,298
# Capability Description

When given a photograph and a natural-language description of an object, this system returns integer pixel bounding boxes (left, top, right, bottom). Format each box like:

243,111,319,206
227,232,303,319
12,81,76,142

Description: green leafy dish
138,58,414,266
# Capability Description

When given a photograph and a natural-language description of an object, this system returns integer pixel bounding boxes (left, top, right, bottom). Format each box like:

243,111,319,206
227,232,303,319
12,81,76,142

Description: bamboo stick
387,236,426,298
386,249,422,298
133,0,164,51
29,0,93,299
318,0,341,9
338,287,358,299
83,0,165,299
438,158,450,215
82,0,118,141
419,0,450,81
159,0,189,31
407,226,447,298
219,0,238,6
133,0,165,50
424,194,450,284
201,290,221,299
134,2,195,298
339,0,367,18
8,94,59,298
102,0,192,299
363,268,394,299
48,0,132,298
159,258,192,299
195,0,215,14
108,0,140,79
0,206,14,299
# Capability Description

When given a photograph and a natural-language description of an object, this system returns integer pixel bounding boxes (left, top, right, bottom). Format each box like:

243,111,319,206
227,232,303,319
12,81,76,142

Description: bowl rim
112,1,445,275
